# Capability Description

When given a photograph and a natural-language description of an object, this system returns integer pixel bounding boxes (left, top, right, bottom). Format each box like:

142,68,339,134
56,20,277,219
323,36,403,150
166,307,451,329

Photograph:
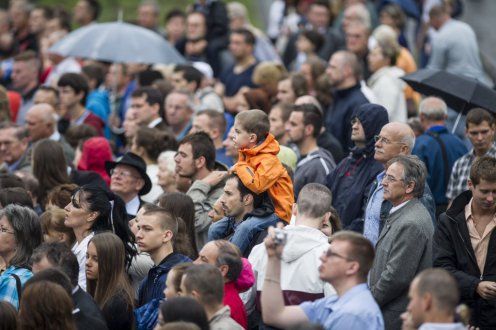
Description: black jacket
434,190,496,329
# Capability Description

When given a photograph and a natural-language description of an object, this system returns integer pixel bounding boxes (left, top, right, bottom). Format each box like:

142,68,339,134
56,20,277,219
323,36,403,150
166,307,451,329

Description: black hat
105,152,152,196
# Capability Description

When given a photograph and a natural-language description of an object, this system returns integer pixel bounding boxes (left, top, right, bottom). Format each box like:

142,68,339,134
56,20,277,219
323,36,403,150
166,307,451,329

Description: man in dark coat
434,156,496,329
327,103,389,232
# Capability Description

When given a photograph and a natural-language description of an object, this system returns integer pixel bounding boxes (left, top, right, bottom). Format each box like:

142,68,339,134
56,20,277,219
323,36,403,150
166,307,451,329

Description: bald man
24,103,75,163
363,122,435,246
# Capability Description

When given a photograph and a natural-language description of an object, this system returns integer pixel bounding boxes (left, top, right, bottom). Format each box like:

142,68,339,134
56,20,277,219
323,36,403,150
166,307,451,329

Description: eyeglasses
382,174,401,183
110,168,138,179
0,227,15,235
323,249,354,262
374,135,405,145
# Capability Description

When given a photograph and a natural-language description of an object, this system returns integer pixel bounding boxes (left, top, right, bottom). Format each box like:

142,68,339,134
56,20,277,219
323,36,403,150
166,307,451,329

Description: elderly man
412,97,467,216
194,240,248,329
165,90,194,142
369,155,434,330
105,152,152,219
363,122,436,246
401,268,465,330
182,263,244,330
434,156,496,329
0,122,30,172
24,103,74,164
261,230,383,329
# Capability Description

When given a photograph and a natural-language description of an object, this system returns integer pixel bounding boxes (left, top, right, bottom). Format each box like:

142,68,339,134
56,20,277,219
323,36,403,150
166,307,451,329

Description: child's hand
201,171,228,187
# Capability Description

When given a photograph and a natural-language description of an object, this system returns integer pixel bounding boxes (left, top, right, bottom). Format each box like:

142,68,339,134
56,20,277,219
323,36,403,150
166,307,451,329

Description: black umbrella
401,69,496,114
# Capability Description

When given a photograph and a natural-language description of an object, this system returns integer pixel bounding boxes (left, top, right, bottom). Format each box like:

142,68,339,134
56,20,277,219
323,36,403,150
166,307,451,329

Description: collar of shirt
389,200,410,215
6,154,24,173
72,232,95,255
126,195,140,216
148,117,162,128
323,283,368,312
49,130,61,141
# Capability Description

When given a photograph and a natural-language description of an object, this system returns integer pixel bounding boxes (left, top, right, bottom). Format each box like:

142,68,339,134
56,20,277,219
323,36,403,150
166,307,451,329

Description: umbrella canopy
401,69,496,114
49,21,186,65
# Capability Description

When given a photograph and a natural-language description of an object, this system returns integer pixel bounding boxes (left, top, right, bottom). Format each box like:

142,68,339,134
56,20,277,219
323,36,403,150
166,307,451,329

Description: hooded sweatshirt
234,133,294,222
248,225,335,308
327,103,389,232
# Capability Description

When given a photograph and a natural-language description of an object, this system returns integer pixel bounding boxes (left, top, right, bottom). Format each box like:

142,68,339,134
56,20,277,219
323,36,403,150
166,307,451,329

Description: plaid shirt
446,143,496,200
0,266,33,310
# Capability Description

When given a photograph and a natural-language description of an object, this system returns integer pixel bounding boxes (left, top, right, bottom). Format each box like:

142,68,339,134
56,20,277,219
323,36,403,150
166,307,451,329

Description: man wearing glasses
363,122,435,246
368,155,434,330
261,230,384,329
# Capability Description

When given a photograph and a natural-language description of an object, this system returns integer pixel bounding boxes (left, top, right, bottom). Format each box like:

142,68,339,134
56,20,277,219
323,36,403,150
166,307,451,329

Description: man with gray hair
363,122,435,246
413,97,467,216
369,155,434,330
165,89,194,142
401,268,465,330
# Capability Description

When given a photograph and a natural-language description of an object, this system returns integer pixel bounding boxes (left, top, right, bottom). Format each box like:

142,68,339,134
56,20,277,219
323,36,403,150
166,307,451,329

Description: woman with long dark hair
64,184,137,290
32,139,71,208
86,232,135,330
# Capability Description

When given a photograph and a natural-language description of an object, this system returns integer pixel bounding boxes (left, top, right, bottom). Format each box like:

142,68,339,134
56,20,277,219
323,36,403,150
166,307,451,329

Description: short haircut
142,203,179,235
465,107,495,128
334,50,362,81
387,155,427,198
57,73,89,106
415,268,460,313
182,264,224,305
135,127,177,160
137,70,164,87
31,242,79,287
25,267,73,296
169,263,192,295
288,73,309,98
0,172,25,189
329,231,374,280
0,187,33,208
179,132,216,171
165,8,186,23
292,103,323,138
212,240,242,282
419,97,448,121
429,4,449,19
235,110,270,142
174,65,203,89
81,63,105,87
226,174,263,207
13,50,39,64
131,86,165,115
297,183,333,219
36,85,59,103
469,156,496,186
271,102,294,123
231,28,256,46
83,0,101,21
300,30,324,53
197,110,227,135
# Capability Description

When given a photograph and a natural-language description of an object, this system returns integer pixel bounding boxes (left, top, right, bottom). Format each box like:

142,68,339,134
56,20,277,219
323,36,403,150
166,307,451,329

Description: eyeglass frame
0,227,15,235
322,248,355,262
374,135,406,146
109,168,140,179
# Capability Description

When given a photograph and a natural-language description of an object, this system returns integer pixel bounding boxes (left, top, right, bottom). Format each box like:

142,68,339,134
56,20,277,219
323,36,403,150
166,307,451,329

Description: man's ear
421,293,433,312
162,229,173,244
195,155,206,169
151,102,160,116
304,124,314,137
249,133,257,144
135,178,145,192
243,193,253,206
405,181,415,195
218,264,229,278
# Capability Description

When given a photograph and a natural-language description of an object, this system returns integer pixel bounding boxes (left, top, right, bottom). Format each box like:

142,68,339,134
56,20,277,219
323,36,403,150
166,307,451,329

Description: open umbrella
49,21,186,65
401,69,496,113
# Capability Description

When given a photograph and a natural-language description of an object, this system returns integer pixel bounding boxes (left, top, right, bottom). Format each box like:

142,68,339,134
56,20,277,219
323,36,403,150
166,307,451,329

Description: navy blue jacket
325,83,369,151
412,126,467,205
137,252,191,307
327,104,389,231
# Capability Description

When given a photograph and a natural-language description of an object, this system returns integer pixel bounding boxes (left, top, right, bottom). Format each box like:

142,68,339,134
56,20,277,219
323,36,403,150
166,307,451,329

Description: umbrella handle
452,111,463,134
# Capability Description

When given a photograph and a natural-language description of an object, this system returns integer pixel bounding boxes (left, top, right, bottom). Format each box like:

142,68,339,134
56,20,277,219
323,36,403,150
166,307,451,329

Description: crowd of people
0,0,495,330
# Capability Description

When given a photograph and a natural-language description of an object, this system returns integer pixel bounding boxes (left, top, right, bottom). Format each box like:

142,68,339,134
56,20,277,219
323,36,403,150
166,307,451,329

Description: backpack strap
11,273,22,299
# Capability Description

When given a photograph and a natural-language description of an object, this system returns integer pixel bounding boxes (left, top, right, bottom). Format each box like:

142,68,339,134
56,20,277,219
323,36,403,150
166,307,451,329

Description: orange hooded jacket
233,133,294,222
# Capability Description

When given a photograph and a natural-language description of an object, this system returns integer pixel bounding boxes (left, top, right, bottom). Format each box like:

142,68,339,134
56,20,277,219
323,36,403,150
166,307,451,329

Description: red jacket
234,133,294,222
224,281,247,329
77,137,112,185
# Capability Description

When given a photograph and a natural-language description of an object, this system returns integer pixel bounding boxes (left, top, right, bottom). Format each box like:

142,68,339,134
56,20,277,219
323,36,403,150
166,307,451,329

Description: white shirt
126,195,140,217
389,200,410,215
71,232,94,291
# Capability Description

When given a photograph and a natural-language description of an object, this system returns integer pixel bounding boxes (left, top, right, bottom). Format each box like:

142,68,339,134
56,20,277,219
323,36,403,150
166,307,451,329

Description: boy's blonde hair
235,109,270,142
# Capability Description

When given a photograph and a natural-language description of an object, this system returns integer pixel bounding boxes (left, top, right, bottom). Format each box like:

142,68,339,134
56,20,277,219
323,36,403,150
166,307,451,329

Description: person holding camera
247,183,337,328
260,229,384,330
